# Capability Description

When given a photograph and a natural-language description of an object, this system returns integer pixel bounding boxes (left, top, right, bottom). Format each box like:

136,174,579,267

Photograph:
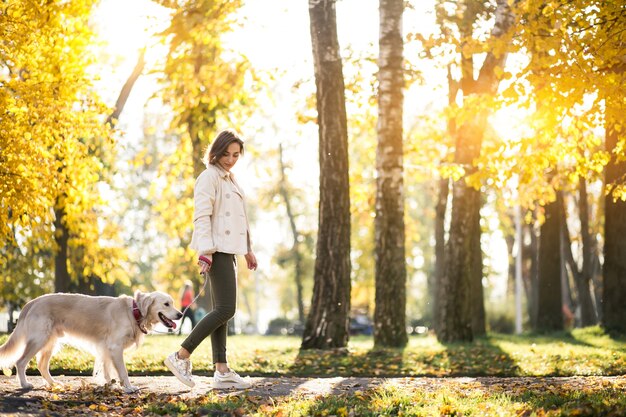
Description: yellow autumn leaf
494,65,504,79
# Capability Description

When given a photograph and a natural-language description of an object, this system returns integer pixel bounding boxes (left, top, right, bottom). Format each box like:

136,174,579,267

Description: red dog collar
132,300,148,334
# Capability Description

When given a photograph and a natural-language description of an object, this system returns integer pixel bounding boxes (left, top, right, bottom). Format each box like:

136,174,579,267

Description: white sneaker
212,370,252,389
164,352,195,388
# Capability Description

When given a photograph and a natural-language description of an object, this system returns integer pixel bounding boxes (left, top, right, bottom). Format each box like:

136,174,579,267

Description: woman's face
217,142,242,172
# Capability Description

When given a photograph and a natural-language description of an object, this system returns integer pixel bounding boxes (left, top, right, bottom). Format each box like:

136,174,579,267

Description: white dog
0,291,182,393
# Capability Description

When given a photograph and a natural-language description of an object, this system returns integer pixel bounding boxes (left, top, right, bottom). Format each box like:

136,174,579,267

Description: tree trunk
432,177,449,331
504,214,516,298
436,0,515,343
53,205,70,293
438,179,477,342
470,191,485,336
577,180,598,326
374,0,407,348
559,217,574,327
105,49,146,127
302,0,351,349
534,195,564,332
522,220,539,326
602,95,626,335
432,66,457,332
561,183,598,327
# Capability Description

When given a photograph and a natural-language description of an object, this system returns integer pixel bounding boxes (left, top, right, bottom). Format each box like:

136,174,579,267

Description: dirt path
2,374,625,397
1,375,625,416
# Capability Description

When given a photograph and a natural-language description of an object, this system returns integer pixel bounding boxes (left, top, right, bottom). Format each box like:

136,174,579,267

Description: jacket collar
210,164,243,197
211,163,233,180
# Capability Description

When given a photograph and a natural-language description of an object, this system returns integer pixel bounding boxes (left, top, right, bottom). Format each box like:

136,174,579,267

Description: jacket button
225,193,231,198
225,211,231,216
225,230,231,235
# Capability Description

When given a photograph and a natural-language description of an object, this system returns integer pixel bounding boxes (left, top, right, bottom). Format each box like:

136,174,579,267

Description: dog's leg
93,354,104,383
102,352,115,384
15,339,44,389
93,350,112,384
36,339,61,388
110,347,138,393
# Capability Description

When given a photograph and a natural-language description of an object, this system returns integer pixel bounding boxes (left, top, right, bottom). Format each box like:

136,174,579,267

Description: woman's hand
245,252,258,271
198,254,213,274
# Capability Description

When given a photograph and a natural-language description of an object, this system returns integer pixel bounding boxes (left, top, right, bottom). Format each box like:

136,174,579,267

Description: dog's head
134,291,183,330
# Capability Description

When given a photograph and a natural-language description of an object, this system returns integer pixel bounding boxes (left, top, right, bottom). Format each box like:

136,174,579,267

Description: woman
165,129,257,389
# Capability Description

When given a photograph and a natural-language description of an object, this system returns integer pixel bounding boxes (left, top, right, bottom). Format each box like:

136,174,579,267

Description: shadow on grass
288,335,523,377
438,335,519,376
495,330,598,348
289,345,407,377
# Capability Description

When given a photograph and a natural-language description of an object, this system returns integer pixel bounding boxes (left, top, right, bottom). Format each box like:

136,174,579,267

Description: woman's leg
180,252,236,357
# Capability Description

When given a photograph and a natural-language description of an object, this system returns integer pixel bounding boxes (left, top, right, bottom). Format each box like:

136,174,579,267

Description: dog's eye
165,302,170,307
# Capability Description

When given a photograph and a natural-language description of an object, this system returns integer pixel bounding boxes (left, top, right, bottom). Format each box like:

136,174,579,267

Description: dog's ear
135,291,154,317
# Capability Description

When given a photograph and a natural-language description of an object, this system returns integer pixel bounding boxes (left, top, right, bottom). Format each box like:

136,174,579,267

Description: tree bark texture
438,181,478,342
374,0,407,348
602,96,626,335
302,0,351,349
534,195,564,332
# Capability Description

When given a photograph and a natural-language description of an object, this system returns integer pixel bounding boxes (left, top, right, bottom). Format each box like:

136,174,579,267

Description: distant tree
374,0,408,347
302,0,352,350
435,0,517,343
561,182,600,327
152,0,251,305
534,194,564,332
507,0,625,332
0,1,124,296
602,93,626,335
59,50,146,295
277,143,307,324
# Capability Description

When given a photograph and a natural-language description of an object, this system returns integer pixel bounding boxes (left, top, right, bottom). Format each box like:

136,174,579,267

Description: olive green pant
181,252,237,363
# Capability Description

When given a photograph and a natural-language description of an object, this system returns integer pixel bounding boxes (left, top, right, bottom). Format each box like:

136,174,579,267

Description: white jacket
190,164,252,256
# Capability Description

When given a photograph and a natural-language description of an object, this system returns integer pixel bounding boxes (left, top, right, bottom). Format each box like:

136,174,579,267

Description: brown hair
202,129,245,167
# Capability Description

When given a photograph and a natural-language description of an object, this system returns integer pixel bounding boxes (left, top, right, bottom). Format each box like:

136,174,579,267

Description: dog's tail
0,301,32,370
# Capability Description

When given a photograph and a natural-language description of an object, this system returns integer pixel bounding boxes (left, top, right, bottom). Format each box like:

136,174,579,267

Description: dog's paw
19,381,34,390
48,380,65,390
123,385,140,394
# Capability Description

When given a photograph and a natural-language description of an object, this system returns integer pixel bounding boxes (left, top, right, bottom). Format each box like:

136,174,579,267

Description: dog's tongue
165,317,176,329
160,313,177,329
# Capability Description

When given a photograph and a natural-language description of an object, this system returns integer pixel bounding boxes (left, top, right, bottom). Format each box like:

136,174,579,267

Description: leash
151,271,210,335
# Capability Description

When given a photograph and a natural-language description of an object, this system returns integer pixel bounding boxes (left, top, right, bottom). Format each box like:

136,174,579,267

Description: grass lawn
1,326,622,377
2,326,626,416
